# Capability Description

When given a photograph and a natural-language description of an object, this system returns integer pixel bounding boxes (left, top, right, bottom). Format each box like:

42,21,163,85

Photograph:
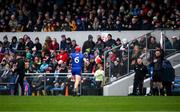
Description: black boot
160,89,164,96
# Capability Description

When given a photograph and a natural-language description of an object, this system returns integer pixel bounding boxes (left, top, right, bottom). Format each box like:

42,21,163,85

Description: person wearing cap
70,46,86,96
82,34,95,53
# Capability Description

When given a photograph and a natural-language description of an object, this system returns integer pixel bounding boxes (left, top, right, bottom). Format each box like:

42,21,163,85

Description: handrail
25,73,94,76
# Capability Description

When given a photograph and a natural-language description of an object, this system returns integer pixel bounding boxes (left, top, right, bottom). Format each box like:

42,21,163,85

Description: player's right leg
74,75,81,96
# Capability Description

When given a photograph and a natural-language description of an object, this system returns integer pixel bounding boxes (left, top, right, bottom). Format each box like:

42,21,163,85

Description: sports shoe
77,92,81,97
72,91,76,97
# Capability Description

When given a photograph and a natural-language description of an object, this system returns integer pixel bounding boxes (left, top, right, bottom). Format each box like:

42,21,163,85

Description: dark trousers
162,81,172,96
133,80,143,95
96,81,102,95
14,76,24,96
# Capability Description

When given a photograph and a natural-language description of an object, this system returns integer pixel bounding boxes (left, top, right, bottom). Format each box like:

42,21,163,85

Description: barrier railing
0,73,104,96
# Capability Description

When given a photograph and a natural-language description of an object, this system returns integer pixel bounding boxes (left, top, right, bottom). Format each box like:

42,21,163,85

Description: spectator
49,38,59,51
140,48,150,66
164,36,173,49
39,58,49,73
82,35,95,53
112,58,121,78
105,34,116,48
0,58,7,76
34,37,42,51
26,20,34,32
85,55,96,73
32,47,41,59
115,38,122,46
130,45,141,68
0,0,179,32
65,37,72,53
0,41,5,54
141,17,153,30
130,39,139,49
43,21,55,32
171,36,180,50
148,36,160,49
8,15,18,32
69,20,78,31
3,36,10,49
17,38,25,51
92,17,99,30
60,35,66,50
56,49,69,65
25,36,34,50
129,16,141,30
43,36,52,52
139,36,146,49
32,56,41,72
10,36,18,51
94,37,105,54
25,47,32,60
71,39,78,53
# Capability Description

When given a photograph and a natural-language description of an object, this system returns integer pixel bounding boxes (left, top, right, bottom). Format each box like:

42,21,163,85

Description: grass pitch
0,96,180,112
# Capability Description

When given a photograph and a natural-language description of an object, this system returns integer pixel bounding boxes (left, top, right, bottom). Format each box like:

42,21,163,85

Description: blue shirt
71,53,84,68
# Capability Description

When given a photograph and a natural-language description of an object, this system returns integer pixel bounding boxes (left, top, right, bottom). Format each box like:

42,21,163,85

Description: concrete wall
103,74,135,96
0,30,179,47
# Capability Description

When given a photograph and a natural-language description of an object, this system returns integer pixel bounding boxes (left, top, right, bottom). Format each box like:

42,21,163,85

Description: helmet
75,46,81,52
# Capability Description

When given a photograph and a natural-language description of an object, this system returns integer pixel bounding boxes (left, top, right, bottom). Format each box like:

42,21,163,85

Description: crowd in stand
0,0,180,32
0,33,179,76
0,33,179,95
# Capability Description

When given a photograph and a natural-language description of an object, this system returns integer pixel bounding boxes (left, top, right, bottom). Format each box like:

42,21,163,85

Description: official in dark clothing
14,55,25,95
151,48,164,96
162,59,175,96
133,58,148,95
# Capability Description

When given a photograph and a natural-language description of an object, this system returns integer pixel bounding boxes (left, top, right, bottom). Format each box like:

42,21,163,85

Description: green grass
0,96,180,112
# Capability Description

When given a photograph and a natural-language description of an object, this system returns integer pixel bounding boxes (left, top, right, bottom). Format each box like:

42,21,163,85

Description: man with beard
151,48,164,96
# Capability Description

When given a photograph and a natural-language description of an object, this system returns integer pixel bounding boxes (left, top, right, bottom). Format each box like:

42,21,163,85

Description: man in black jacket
105,34,116,48
14,54,25,95
132,58,148,95
82,35,95,53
